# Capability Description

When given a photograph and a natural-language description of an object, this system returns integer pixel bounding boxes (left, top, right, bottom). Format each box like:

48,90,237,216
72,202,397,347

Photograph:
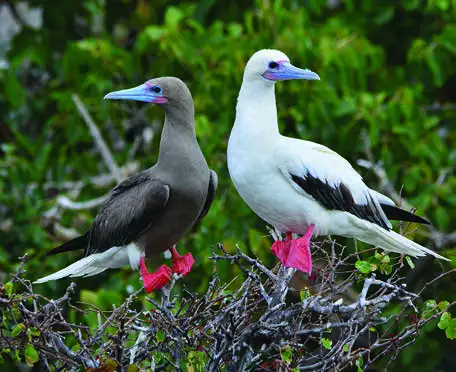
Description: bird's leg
271,226,314,274
170,246,195,276
139,256,171,293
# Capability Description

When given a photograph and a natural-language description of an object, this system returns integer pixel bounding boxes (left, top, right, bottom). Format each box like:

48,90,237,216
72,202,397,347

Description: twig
56,194,107,210
2,234,454,370
72,94,122,183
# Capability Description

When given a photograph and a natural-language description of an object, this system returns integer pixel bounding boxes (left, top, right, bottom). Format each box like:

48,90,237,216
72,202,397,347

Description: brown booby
35,77,218,292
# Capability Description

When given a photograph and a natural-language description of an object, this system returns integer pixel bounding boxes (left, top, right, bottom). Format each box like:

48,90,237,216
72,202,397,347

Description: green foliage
321,337,332,350
24,344,39,367
0,0,455,370
445,319,456,339
356,354,364,372
356,260,372,274
438,312,451,330
280,345,292,364
406,256,415,269
0,280,41,367
438,311,456,339
300,288,310,301
356,252,393,275
422,299,439,319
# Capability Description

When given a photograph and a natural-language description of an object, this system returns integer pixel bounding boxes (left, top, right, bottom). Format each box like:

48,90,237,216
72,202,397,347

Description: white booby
227,49,448,274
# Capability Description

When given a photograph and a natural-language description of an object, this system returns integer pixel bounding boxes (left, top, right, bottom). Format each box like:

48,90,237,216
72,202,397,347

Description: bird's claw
172,252,195,276
271,226,314,274
141,264,172,293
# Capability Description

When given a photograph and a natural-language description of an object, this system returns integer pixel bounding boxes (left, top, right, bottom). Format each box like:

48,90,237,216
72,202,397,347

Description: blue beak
104,84,167,104
263,62,320,81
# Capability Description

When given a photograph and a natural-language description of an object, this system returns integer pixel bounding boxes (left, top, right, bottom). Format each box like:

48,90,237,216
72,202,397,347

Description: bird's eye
151,86,162,94
268,61,279,69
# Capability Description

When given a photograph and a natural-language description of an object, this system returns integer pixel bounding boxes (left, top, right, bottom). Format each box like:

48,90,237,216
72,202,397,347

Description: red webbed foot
270,226,314,274
140,257,171,293
170,246,195,276
271,232,293,265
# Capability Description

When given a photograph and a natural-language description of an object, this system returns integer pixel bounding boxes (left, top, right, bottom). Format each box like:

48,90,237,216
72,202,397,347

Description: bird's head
104,77,192,107
244,49,320,83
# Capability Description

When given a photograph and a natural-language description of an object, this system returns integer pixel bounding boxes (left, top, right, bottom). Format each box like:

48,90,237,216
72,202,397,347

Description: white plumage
228,49,448,261
33,243,143,284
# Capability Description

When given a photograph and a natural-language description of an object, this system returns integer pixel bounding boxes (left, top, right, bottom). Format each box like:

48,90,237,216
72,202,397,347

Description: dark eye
151,86,162,94
268,61,279,69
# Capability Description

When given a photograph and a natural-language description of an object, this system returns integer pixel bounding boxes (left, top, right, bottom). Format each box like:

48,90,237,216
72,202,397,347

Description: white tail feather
33,256,98,283
80,267,108,277
362,225,449,261
34,244,143,284
69,263,101,277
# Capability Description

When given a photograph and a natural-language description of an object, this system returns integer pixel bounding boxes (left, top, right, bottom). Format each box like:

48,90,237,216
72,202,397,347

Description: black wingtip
46,235,86,256
381,204,431,225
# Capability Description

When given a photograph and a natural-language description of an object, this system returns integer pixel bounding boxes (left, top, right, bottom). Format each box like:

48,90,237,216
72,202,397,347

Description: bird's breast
138,163,210,256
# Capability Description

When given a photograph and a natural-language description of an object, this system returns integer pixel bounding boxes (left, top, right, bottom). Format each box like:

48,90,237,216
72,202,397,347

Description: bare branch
2,239,453,370
72,94,122,183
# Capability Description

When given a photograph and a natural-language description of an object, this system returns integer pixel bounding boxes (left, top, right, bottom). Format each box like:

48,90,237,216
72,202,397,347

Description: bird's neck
233,79,280,140
157,106,201,165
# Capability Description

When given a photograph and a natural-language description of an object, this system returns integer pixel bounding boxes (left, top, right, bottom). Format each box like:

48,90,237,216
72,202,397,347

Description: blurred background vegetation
0,0,455,370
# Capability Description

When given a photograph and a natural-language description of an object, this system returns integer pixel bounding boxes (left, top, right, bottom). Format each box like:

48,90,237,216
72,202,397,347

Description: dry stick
72,94,123,183
5,230,455,370
42,162,139,192
41,95,129,233
56,194,107,210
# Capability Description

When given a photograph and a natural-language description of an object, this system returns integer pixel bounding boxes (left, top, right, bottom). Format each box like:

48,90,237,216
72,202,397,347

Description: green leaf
438,301,450,311
27,327,40,342
165,7,184,28
12,323,25,338
280,345,292,363
227,23,243,38
422,299,438,319
438,312,451,330
405,256,415,269
300,288,310,301
71,344,81,352
187,350,196,363
12,349,20,362
381,264,393,276
321,337,332,350
3,282,13,298
445,319,456,339
343,344,349,352
156,330,165,342
356,354,364,372
423,299,437,311
355,260,371,274
24,344,39,366
4,70,26,108
374,6,394,25
101,359,117,371
143,26,166,41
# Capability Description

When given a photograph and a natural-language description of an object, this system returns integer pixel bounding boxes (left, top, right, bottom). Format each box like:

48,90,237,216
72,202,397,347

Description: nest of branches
0,236,454,371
